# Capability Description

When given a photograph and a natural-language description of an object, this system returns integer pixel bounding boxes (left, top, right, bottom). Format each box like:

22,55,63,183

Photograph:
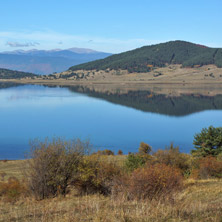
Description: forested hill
0,68,37,79
69,41,222,73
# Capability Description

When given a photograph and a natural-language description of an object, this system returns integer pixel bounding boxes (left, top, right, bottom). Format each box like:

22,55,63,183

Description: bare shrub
25,137,90,199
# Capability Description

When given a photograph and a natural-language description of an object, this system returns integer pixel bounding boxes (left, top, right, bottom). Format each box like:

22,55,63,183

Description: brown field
0,160,27,181
52,64,222,84
2,64,222,98
1,159,222,221
3,64,222,84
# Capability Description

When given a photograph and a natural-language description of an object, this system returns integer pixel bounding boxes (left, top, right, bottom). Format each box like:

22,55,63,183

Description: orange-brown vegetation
1,137,222,221
1,157,222,221
190,156,222,179
113,163,183,201
0,177,27,202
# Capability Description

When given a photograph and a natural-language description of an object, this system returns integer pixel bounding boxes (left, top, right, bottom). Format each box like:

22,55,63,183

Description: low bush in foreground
113,163,184,200
74,155,122,195
26,137,90,199
129,164,184,200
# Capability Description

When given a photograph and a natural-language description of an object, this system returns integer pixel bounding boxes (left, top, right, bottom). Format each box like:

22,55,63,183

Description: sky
0,0,222,53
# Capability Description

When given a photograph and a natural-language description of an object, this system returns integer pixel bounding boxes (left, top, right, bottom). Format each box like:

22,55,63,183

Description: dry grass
1,160,222,221
95,155,127,168
0,160,27,181
1,179,222,221
2,64,222,86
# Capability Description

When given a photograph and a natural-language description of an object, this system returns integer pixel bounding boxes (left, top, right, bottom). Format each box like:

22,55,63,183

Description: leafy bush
74,155,121,195
124,153,151,172
0,177,27,202
26,137,90,199
192,126,222,157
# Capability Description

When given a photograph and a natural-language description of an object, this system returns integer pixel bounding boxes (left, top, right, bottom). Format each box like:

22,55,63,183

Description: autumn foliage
193,156,222,179
73,155,122,195
128,164,183,200
0,177,27,202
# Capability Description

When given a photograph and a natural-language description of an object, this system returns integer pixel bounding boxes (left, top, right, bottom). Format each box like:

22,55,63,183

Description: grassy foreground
0,159,222,222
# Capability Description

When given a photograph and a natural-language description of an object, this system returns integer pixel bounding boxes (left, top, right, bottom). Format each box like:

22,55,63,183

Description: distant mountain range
0,48,111,75
69,40,222,73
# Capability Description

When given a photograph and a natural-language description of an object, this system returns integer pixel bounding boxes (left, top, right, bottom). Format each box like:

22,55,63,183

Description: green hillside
0,68,37,79
69,41,222,73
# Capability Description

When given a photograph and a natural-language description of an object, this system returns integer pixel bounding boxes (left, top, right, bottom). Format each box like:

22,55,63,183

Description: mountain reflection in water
1,82,222,159
66,85,222,116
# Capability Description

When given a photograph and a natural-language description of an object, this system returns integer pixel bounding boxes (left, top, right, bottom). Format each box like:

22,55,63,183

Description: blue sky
0,0,222,53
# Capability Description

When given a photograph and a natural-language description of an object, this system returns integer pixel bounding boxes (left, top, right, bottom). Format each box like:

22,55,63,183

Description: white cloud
6,41,40,47
0,30,164,53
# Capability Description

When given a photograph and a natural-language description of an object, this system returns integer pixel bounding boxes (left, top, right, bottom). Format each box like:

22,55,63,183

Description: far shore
1,64,222,86
1,64,222,96
1,78,222,97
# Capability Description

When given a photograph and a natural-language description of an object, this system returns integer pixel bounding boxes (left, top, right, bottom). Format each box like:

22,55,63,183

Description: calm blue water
0,84,222,159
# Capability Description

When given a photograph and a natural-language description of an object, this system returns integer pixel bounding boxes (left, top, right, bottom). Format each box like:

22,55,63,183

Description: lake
1,82,222,159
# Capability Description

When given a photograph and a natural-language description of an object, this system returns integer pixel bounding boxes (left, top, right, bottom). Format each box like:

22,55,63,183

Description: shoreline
2,78,222,85
1,78,222,97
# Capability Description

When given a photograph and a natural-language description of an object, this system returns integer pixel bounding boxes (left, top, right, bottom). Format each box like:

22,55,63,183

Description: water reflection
64,85,222,116
0,82,222,159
